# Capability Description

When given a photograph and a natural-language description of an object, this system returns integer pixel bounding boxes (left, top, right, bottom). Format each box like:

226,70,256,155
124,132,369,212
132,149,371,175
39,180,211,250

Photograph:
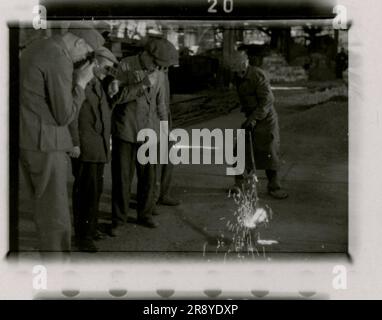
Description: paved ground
17,85,348,261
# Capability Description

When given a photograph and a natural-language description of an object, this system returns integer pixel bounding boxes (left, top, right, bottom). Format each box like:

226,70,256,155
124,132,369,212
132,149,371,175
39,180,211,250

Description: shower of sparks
211,173,278,261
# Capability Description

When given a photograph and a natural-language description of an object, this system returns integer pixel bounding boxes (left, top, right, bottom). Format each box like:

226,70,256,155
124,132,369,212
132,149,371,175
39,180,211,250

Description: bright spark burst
223,174,276,260
202,174,279,260
241,207,268,229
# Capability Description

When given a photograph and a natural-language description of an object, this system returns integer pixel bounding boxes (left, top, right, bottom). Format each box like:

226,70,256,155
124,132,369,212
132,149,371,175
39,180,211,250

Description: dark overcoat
70,78,112,163
19,35,86,197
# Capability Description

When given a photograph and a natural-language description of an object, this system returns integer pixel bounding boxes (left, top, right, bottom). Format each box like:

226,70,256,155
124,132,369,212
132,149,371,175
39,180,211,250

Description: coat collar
51,35,72,63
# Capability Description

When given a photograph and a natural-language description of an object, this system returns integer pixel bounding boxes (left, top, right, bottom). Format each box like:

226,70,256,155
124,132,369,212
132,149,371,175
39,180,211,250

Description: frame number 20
208,0,234,13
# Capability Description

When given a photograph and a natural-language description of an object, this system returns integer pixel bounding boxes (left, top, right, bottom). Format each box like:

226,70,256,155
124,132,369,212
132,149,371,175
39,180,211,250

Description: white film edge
1,0,381,299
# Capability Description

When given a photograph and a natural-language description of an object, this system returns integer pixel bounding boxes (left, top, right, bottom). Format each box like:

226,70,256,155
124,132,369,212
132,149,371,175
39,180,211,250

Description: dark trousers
155,118,174,201
71,159,105,242
112,137,157,226
265,169,281,191
155,162,173,202
234,131,281,191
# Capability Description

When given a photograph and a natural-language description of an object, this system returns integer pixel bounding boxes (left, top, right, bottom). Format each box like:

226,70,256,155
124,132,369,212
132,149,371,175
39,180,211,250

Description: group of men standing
19,24,288,255
19,25,180,253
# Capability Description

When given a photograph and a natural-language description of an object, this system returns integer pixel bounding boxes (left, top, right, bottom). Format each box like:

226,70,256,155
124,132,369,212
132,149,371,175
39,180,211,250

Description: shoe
78,240,98,253
152,208,160,216
137,217,159,228
268,188,289,199
157,195,181,206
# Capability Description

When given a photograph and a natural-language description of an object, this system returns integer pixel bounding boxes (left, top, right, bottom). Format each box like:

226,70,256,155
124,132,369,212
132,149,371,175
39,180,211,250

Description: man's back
20,35,84,152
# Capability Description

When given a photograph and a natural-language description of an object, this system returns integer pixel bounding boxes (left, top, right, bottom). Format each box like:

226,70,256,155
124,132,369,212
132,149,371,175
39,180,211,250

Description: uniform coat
236,66,281,171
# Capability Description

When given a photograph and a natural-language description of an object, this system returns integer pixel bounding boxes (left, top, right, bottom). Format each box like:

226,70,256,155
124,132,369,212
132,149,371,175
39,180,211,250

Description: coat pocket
40,123,73,152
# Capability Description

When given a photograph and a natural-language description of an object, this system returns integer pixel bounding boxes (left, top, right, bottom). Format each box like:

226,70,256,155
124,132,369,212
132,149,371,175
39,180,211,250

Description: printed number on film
208,0,234,13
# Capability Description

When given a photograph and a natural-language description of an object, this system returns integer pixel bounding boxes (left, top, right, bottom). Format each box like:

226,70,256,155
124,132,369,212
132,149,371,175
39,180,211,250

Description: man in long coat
232,48,288,199
19,26,104,252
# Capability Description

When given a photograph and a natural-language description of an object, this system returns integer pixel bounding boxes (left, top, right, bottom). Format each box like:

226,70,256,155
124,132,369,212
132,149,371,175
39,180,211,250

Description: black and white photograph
2,0,382,300
13,14,349,259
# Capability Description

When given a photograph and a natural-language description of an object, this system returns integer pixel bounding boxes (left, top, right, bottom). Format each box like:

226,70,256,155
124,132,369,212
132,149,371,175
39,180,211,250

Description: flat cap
145,38,179,67
68,22,105,50
95,46,118,64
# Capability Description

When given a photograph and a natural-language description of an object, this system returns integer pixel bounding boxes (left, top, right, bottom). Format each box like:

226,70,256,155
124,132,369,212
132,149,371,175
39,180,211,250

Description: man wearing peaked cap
69,46,118,252
145,37,179,68
110,38,176,231
19,25,104,253
145,38,181,207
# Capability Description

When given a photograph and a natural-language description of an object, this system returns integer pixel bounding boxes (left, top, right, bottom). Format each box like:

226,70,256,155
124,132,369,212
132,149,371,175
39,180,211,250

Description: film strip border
1,263,351,299
40,0,337,20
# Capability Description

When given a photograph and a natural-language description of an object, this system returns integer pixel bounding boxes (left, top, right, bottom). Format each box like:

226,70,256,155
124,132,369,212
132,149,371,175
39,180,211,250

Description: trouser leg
265,169,282,191
235,130,255,187
75,162,101,242
71,158,80,241
20,150,71,252
156,127,175,201
112,138,135,227
136,161,157,220
155,162,174,202
95,163,105,232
